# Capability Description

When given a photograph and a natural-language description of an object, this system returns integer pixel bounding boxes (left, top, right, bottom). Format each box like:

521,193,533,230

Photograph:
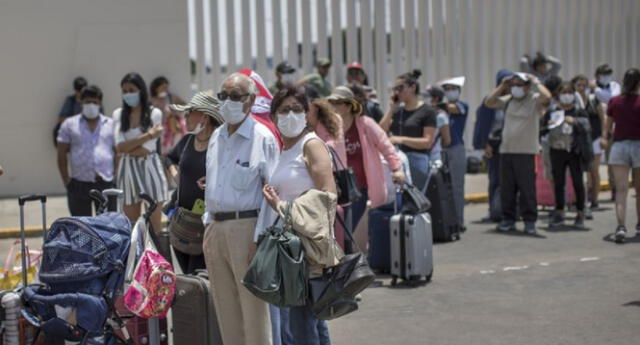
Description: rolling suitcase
172,270,223,345
390,212,433,286
426,162,461,242
535,154,576,208
367,203,395,272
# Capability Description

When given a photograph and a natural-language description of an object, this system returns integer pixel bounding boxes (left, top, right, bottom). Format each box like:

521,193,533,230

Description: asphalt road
1,190,637,345
328,191,640,345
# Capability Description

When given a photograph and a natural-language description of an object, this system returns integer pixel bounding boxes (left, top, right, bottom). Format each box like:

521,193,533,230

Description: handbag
328,146,363,205
242,205,308,307
167,135,206,255
308,213,375,320
401,183,431,214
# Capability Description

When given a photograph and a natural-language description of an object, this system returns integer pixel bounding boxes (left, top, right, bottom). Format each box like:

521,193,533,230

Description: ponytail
398,69,422,94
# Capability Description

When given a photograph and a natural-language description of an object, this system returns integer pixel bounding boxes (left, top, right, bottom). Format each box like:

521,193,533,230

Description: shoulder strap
176,135,194,203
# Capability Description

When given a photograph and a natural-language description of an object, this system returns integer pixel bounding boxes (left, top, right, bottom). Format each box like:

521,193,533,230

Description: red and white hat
238,68,273,115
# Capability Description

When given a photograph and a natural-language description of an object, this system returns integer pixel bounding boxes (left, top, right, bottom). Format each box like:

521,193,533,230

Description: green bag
242,207,308,307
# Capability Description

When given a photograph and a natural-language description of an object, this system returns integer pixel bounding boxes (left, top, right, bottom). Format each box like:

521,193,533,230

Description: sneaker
584,206,594,220
524,222,537,235
497,220,515,232
591,201,600,210
550,212,564,228
574,212,586,229
615,226,627,243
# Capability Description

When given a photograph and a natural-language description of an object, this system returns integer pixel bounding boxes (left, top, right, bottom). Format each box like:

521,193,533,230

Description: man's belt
213,209,259,222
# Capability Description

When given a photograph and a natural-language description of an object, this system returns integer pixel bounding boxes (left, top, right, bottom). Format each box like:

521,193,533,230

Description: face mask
82,104,100,119
511,86,526,99
598,74,613,86
192,122,205,134
445,89,460,102
559,93,575,105
157,91,168,99
595,88,612,104
277,111,307,138
583,87,591,96
219,100,247,125
123,92,140,107
281,73,297,84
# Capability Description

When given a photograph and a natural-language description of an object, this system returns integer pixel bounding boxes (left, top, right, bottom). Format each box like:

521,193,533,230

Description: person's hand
0,165,4,176
484,144,493,159
388,94,400,111
564,116,575,124
600,137,609,150
528,73,540,84
389,136,403,145
247,242,257,264
392,170,405,185
197,176,206,190
499,79,511,91
263,185,280,211
147,124,164,139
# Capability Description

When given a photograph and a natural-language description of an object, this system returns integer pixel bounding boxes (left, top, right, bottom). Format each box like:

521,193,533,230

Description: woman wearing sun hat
327,86,405,251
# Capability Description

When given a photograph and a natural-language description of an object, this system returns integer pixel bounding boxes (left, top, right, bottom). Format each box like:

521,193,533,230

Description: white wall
0,0,190,197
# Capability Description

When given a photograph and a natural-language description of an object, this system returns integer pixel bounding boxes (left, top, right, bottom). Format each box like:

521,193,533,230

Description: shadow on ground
484,229,547,239
602,233,640,244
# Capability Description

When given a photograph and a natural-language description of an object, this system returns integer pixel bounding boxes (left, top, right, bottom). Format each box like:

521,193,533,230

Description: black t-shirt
390,103,438,153
168,134,207,210
585,97,602,140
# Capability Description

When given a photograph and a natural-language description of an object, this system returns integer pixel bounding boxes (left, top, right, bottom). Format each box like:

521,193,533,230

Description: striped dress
113,107,169,205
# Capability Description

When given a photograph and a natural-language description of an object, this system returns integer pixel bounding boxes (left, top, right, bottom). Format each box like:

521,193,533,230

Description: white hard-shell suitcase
390,212,434,286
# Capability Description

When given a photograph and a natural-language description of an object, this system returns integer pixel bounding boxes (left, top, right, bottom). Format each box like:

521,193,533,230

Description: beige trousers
203,217,272,345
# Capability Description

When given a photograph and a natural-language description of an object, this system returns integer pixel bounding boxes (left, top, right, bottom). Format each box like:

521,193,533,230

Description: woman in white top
113,72,169,234
261,86,336,345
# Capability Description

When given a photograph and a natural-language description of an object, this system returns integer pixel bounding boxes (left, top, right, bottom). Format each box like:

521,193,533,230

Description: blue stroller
21,191,133,345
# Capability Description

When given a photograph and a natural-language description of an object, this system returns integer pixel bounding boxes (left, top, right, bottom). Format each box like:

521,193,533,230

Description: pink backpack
123,218,176,318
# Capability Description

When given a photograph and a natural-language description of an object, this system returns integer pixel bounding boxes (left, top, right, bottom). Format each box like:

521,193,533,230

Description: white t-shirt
112,107,163,152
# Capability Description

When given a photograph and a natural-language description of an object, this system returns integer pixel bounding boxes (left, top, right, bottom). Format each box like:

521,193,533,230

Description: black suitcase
426,162,461,242
367,204,395,272
172,270,223,345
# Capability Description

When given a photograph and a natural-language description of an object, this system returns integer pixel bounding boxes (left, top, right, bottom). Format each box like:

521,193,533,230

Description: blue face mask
123,92,140,107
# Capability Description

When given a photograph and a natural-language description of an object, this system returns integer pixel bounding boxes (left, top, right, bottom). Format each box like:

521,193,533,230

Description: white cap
439,76,466,88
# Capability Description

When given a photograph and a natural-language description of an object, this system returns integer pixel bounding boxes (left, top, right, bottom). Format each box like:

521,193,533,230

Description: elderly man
202,73,279,345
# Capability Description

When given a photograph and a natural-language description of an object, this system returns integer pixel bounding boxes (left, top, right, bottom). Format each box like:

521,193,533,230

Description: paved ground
329,190,640,345
1,168,636,345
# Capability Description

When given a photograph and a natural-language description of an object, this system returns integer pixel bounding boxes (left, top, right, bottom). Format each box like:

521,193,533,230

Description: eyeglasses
277,105,305,114
217,91,249,102
392,84,406,92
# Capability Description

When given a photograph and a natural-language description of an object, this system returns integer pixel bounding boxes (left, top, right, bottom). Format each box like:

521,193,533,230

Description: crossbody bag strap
335,212,362,252
326,145,346,171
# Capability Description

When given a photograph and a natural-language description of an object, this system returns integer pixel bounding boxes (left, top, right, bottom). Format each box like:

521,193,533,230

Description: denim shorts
608,140,640,168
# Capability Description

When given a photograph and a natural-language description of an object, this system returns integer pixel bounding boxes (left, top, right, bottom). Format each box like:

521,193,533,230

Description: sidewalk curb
0,181,614,239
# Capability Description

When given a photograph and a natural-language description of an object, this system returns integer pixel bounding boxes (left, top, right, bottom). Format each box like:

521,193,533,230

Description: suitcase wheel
425,269,433,282
390,276,398,286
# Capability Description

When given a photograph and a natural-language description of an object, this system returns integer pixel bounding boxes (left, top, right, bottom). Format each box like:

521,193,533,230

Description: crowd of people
51,51,640,344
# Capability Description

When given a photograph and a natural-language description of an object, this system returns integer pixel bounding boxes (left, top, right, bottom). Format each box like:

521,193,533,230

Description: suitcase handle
18,194,47,288
18,194,47,206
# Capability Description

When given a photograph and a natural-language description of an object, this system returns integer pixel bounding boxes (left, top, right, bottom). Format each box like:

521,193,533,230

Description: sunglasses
392,84,406,92
277,105,305,114
217,91,249,102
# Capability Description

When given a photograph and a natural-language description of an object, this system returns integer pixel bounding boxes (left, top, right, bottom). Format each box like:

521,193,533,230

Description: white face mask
277,111,307,138
559,93,575,105
595,88,612,104
598,74,613,86
281,73,297,84
82,104,100,119
122,92,140,107
157,91,168,99
445,89,460,102
511,86,526,99
219,100,247,125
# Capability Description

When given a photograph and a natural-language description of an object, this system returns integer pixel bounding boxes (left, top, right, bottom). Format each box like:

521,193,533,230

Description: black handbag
308,213,375,320
328,147,363,205
401,183,431,213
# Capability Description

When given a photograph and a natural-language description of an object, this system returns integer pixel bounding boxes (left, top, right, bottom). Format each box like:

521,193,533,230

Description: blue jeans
289,305,331,345
405,151,431,192
270,305,293,345
486,154,502,220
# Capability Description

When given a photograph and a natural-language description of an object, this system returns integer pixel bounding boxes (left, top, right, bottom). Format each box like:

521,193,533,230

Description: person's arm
441,124,452,147
600,105,615,149
57,143,71,186
531,77,552,114
484,81,510,109
519,54,531,72
545,54,562,76
303,139,337,194
392,127,436,150
380,97,400,132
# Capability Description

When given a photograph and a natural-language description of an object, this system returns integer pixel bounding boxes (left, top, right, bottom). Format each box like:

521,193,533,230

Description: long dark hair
149,76,169,97
120,72,152,132
622,68,640,95
397,69,422,94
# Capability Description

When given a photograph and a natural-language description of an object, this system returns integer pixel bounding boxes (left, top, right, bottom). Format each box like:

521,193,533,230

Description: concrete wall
0,0,190,197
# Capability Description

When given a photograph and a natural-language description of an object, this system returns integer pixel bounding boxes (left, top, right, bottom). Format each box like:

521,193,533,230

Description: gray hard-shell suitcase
390,212,434,286
173,270,223,345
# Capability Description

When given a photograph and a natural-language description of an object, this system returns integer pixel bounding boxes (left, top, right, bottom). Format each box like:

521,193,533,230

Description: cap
346,62,364,70
276,61,296,74
326,86,355,101
316,57,331,68
439,76,466,88
595,64,613,75
171,92,223,126
425,85,445,100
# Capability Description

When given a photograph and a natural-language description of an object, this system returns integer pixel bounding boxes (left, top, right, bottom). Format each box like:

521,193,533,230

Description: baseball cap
276,61,296,74
316,58,331,68
347,62,364,70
